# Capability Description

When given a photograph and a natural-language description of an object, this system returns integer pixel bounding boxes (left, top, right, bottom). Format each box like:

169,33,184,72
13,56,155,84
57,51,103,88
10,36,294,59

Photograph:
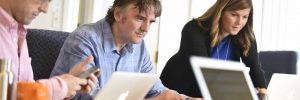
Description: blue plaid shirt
50,18,167,99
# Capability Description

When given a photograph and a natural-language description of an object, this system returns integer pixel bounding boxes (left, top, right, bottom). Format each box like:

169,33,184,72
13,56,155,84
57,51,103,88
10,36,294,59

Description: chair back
26,29,69,80
258,51,298,87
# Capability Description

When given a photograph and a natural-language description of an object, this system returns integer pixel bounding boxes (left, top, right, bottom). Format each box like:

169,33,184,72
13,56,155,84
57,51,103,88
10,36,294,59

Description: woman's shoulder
182,19,209,35
184,19,199,28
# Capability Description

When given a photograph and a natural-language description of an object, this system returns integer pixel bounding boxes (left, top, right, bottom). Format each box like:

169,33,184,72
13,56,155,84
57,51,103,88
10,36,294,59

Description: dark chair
258,51,298,87
26,29,70,80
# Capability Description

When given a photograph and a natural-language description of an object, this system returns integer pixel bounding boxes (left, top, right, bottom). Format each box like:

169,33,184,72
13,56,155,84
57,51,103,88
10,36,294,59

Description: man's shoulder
68,24,101,43
71,19,109,39
74,23,99,35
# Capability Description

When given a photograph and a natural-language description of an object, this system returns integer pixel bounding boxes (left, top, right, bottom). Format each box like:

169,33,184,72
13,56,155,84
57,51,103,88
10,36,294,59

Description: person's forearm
37,76,68,100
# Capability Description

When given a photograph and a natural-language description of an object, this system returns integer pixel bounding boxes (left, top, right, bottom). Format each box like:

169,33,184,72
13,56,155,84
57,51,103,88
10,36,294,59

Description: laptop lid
190,56,258,100
267,73,300,100
94,72,158,100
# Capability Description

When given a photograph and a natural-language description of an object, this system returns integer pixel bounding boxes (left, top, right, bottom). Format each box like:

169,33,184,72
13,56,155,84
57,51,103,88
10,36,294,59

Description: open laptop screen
201,68,253,100
190,56,258,100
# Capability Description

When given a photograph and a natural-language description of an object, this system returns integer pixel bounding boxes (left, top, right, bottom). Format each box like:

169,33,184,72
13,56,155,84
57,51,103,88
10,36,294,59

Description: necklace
216,38,231,61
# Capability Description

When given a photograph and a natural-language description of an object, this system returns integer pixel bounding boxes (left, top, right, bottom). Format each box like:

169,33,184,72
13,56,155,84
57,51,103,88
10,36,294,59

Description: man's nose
39,2,49,13
140,21,150,32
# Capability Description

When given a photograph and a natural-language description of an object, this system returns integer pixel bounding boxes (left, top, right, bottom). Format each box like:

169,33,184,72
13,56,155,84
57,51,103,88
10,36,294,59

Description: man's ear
114,8,122,22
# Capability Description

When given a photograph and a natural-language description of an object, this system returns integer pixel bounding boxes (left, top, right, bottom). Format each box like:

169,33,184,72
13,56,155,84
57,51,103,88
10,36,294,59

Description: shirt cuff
36,76,68,100
53,76,68,98
50,76,68,99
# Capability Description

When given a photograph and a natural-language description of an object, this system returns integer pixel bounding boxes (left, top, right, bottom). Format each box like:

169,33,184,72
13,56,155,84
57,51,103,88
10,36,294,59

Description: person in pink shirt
0,0,100,99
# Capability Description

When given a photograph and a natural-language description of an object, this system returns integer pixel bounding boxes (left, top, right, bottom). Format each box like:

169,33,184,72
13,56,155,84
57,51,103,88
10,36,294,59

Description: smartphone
77,66,99,78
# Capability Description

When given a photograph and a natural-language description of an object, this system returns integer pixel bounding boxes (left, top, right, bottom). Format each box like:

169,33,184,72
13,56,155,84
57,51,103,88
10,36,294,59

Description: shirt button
13,38,17,42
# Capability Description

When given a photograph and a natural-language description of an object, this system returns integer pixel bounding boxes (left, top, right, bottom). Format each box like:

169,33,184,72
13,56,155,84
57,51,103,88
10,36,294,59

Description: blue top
211,36,233,60
50,18,167,99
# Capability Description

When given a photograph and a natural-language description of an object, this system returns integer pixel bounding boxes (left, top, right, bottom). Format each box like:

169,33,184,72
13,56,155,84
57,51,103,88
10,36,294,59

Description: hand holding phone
77,66,100,78
76,66,100,93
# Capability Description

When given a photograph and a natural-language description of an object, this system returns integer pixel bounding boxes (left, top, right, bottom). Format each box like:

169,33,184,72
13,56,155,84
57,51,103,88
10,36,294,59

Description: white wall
78,0,113,25
259,0,300,51
27,0,80,32
156,0,191,74
27,0,63,30
62,0,80,32
190,0,216,18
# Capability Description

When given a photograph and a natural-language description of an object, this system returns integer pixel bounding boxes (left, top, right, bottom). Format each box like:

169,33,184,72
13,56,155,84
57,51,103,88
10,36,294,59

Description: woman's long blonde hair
196,0,255,56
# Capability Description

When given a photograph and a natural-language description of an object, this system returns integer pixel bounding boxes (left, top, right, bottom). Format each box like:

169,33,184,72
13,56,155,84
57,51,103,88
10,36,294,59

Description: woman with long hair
160,0,267,98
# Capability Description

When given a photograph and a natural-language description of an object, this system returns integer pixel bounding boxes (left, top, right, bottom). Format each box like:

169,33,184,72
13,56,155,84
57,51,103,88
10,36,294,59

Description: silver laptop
267,73,300,100
94,72,158,100
190,56,258,100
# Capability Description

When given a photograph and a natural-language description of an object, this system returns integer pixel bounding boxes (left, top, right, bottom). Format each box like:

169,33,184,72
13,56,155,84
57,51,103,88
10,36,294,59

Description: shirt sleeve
50,29,96,76
241,39,267,88
36,76,68,100
140,42,167,98
50,29,97,99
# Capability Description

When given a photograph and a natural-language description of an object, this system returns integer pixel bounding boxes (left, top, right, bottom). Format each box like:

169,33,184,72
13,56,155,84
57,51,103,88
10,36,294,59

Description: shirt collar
0,7,26,36
100,18,134,54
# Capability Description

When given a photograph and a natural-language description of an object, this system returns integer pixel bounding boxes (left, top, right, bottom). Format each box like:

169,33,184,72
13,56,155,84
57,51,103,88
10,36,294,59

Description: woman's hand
256,87,267,94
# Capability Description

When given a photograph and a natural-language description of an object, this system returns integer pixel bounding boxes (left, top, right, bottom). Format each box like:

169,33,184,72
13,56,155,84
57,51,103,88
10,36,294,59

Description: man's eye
138,18,143,21
39,0,51,3
231,13,238,16
136,17,144,22
39,0,47,3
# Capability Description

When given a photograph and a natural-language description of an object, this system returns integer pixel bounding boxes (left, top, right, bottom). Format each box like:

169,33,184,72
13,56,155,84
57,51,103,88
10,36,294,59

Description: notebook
93,72,158,100
267,73,300,100
190,56,258,100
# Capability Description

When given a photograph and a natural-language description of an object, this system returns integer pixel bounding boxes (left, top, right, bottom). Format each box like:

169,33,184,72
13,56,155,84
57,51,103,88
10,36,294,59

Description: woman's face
220,8,251,37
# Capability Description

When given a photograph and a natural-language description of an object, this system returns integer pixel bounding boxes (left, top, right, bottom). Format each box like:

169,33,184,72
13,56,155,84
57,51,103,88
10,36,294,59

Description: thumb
77,78,88,85
69,55,94,76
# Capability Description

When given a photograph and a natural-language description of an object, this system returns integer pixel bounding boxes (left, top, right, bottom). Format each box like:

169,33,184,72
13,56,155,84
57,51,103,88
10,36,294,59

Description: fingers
69,55,94,76
71,76,87,90
59,74,90,98
179,96,185,100
81,79,95,93
87,79,96,88
169,90,186,100
88,73,98,83
94,69,101,77
69,78,87,97
81,85,91,93
189,98,204,100
76,78,88,85
77,55,94,69
80,75,97,93
257,88,267,94
78,69,99,93
74,82,82,90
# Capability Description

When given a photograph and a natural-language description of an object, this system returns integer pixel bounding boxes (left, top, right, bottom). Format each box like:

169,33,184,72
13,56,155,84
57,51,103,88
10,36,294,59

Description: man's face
114,4,156,44
12,0,49,25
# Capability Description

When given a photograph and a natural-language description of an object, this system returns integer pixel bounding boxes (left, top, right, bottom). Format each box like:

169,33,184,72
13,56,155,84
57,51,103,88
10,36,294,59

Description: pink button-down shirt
0,7,67,100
